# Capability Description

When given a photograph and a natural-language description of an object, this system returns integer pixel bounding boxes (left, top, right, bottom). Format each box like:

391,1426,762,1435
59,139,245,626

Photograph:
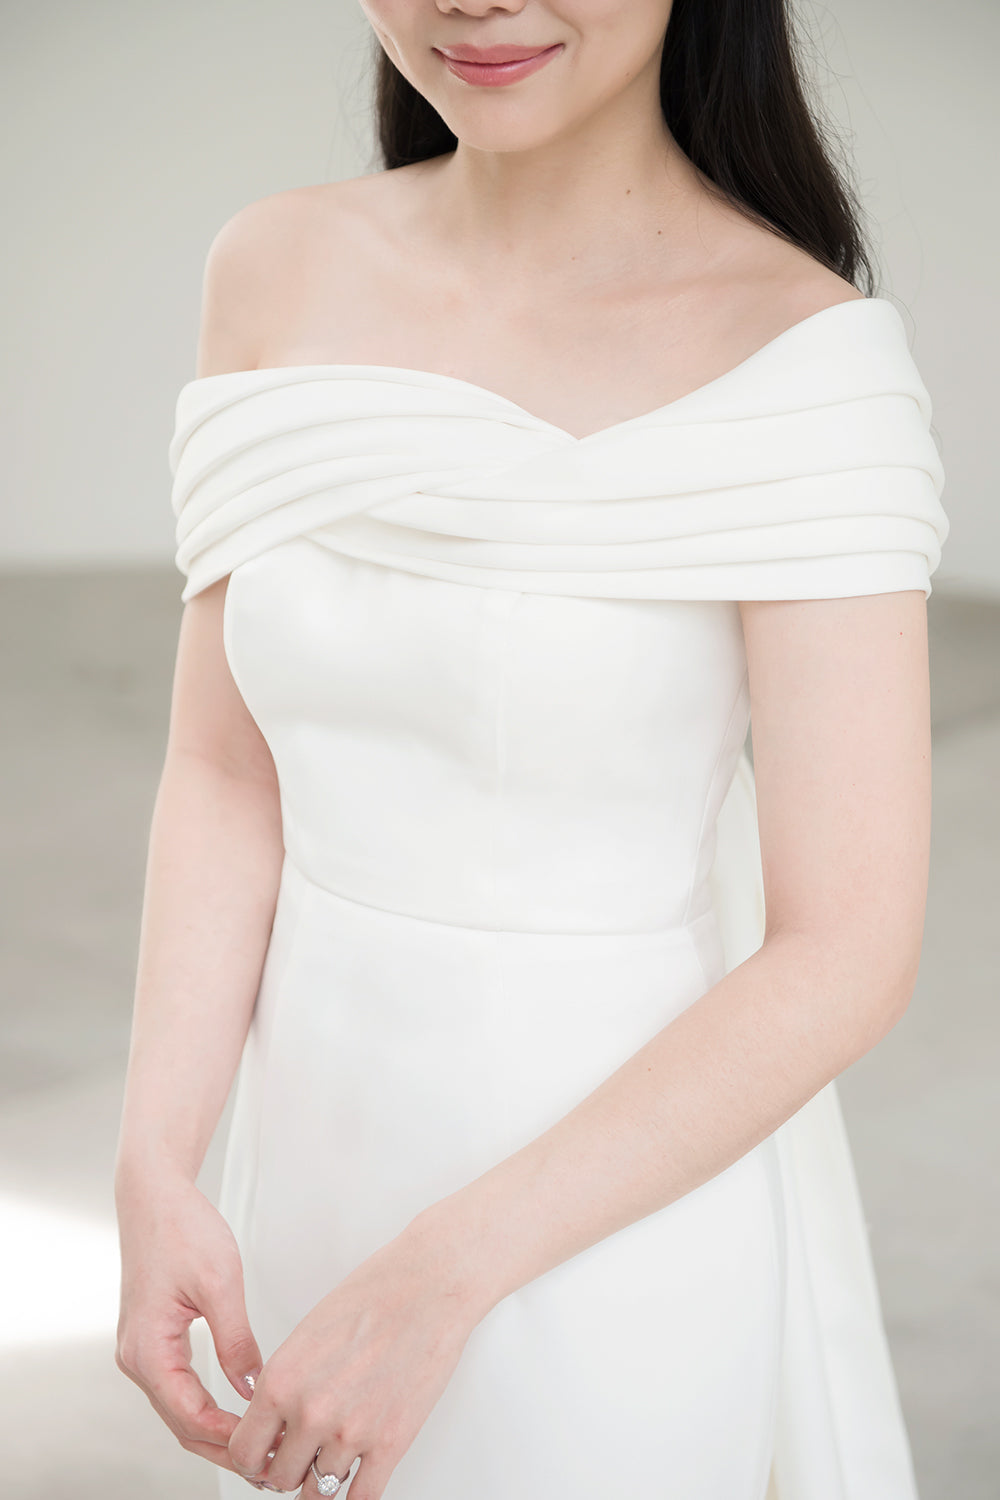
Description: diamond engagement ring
310,1453,350,1496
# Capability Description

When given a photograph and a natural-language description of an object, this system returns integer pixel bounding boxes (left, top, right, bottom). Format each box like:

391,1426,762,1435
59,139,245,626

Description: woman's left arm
230,587,931,1499
416,587,931,1300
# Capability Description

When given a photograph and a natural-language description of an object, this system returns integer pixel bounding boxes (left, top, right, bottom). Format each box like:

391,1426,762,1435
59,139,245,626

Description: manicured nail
242,1370,260,1395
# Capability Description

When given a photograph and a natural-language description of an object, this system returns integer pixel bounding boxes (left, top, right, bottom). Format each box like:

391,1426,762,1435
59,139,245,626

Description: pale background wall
2,8,997,1496
1,0,996,591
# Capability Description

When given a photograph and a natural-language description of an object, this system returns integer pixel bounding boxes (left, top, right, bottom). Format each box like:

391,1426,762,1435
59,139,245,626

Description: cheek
539,4,671,101
356,0,416,63
558,0,672,33
367,1,456,104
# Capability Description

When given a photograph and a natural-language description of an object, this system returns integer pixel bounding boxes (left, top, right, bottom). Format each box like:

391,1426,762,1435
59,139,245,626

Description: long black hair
371,0,877,294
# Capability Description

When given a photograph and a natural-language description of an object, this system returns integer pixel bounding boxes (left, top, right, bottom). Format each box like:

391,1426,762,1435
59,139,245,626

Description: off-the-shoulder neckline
176,294,902,446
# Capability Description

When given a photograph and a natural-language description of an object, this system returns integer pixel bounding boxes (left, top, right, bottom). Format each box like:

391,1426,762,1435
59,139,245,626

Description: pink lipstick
435,42,563,88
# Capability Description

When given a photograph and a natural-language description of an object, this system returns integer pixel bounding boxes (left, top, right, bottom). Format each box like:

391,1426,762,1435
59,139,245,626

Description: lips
437,43,556,64
433,42,563,88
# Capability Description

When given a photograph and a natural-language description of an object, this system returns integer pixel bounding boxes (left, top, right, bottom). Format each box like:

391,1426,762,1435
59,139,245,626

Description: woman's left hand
226,1214,487,1497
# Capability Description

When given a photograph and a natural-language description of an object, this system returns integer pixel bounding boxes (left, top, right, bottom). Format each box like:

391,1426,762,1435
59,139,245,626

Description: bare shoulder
660,187,871,384
194,183,350,378
735,222,868,333
195,187,307,378
192,166,433,378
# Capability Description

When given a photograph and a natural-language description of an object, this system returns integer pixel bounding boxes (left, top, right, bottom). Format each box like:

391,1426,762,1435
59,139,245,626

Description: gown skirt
167,295,950,1500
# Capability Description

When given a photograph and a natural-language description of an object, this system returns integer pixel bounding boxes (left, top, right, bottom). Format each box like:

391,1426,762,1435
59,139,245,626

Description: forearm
412,930,913,1318
114,750,284,1192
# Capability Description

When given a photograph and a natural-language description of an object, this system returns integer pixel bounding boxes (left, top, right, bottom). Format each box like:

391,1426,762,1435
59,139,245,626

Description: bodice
167,296,948,935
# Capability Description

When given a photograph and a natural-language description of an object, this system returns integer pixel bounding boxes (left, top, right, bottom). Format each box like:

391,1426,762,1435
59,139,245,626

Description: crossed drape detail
169,296,948,604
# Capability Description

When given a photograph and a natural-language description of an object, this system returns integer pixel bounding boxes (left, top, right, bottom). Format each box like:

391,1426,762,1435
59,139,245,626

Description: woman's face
358,0,675,154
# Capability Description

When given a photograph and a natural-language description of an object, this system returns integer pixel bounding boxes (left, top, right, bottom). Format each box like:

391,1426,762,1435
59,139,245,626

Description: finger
231,1381,286,1487
254,1423,339,1497
199,1272,264,1401
141,1353,242,1449
145,1383,286,1483
296,1442,359,1498
302,1451,365,1499
243,1437,285,1493
141,1384,244,1470
118,1304,244,1447
229,1402,289,1487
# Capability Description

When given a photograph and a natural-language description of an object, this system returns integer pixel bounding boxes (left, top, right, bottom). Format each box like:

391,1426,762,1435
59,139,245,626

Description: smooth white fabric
169,295,948,1500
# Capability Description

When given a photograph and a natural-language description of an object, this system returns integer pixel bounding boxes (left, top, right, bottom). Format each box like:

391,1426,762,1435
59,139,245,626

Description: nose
436,0,528,16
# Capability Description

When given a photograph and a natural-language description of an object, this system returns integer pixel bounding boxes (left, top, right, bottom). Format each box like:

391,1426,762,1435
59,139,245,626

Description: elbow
837,954,921,1061
840,944,923,1061
877,941,924,1030
762,919,925,1056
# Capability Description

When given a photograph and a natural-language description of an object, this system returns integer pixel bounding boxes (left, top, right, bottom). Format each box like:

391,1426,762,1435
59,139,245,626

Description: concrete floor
0,569,996,1499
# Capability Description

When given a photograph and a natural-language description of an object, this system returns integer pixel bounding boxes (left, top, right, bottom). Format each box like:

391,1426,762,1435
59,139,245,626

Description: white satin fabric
169,296,947,1500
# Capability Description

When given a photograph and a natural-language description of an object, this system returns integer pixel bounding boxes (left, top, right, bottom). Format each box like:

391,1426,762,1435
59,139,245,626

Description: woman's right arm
114,203,288,1475
114,575,285,1468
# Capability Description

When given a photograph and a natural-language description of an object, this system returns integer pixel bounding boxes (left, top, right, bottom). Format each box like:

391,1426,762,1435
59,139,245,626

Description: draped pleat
169,296,948,604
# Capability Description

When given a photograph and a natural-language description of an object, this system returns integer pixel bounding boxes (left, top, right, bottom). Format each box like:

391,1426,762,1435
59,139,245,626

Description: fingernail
242,1370,260,1395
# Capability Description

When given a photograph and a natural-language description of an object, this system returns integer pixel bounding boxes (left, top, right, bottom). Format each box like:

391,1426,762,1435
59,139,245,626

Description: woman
114,3,949,1498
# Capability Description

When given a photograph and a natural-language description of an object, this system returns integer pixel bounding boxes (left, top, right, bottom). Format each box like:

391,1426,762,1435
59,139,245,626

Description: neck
423,75,708,286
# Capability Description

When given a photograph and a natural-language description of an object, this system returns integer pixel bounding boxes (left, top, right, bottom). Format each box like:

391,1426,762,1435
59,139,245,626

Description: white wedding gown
168,295,949,1500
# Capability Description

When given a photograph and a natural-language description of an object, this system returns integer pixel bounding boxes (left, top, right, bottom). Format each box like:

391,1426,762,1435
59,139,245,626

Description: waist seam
282,854,719,944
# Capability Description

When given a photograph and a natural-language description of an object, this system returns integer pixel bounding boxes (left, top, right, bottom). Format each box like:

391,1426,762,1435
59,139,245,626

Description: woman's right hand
115,1164,265,1476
